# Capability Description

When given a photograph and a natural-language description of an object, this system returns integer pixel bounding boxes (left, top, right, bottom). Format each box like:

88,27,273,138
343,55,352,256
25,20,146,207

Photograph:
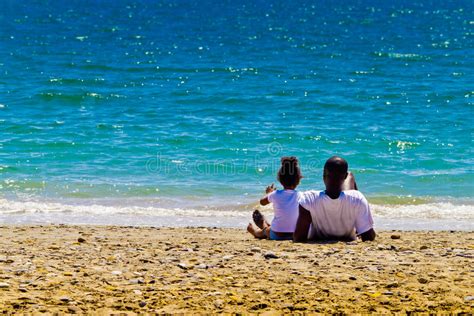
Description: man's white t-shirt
299,190,374,240
267,189,301,233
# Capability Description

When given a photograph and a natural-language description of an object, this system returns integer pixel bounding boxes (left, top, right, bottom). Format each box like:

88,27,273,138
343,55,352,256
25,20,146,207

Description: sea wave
0,198,472,221
371,203,473,220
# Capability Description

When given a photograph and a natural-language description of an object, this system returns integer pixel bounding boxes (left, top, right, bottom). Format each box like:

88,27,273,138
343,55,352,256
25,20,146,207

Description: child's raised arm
260,183,276,205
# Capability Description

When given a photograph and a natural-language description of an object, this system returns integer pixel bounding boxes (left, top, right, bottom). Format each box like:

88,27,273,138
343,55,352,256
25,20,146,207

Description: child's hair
277,156,302,188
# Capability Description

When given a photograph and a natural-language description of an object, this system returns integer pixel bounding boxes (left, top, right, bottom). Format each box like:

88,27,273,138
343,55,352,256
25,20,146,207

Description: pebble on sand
264,252,279,259
418,277,429,284
250,247,261,253
214,299,224,309
129,278,144,284
68,306,80,313
195,263,208,269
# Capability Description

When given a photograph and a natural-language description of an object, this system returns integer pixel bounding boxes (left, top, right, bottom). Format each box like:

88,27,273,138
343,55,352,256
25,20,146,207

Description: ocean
0,0,473,229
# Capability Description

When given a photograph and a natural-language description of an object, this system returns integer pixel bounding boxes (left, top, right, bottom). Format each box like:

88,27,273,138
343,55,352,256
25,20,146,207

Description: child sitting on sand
247,156,302,240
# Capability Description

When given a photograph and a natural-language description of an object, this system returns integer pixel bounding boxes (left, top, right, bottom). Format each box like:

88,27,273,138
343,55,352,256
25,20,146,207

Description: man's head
323,156,348,191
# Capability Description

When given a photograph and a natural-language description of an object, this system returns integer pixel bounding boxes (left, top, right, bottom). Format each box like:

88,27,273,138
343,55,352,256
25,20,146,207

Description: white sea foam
0,198,472,230
371,203,474,220
0,199,235,217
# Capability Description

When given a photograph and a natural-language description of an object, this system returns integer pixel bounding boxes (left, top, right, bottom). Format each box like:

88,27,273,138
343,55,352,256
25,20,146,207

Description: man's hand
359,228,376,242
265,183,276,194
293,205,312,242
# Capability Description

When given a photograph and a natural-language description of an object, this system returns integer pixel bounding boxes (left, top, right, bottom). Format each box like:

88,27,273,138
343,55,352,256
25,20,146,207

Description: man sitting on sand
294,156,376,242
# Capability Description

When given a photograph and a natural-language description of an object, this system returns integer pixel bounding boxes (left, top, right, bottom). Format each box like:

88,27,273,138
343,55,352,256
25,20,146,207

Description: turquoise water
0,1,473,228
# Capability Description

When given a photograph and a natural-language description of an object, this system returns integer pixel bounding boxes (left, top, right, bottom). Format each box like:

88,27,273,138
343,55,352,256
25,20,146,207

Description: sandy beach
0,225,472,313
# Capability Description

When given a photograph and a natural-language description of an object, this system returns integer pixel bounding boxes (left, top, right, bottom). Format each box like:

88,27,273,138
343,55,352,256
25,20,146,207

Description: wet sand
0,225,473,313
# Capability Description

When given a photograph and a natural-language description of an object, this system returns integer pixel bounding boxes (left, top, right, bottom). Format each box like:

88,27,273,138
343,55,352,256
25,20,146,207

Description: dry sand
0,225,473,314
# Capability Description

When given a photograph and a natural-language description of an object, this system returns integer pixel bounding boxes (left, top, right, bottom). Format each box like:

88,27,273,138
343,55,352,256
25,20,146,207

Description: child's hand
265,183,276,194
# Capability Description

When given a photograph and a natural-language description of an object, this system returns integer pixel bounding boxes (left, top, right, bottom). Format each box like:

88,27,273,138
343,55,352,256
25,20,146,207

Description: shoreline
0,225,472,313
1,214,473,231
1,196,473,231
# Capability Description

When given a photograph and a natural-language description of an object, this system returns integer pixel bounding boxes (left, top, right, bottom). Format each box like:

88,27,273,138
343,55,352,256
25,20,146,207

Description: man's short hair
324,156,348,178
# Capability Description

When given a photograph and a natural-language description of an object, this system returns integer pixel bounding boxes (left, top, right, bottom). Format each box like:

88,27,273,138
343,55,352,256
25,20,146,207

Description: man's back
299,190,374,240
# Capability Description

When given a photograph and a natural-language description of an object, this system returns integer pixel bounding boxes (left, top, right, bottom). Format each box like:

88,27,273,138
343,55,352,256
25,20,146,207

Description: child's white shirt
267,189,301,233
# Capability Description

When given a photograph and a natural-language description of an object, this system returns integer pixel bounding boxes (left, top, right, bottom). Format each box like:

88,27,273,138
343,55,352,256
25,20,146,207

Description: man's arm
293,205,312,242
353,192,375,242
359,228,376,241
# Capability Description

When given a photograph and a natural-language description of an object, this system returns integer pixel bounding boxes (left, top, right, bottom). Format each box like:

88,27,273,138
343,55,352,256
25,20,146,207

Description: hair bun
277,156,302,188
281,156,298,165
